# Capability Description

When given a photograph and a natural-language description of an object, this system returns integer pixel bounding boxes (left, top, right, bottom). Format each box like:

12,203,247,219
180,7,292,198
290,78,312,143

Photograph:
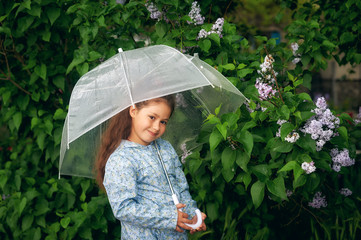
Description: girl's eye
160,121,167,125
149,116,155,120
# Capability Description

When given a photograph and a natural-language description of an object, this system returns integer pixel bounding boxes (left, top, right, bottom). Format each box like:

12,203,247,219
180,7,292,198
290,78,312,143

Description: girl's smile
128,100,172,145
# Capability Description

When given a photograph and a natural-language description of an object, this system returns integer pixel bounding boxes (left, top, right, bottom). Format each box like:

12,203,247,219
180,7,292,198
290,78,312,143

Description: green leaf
46,7,61,25
221,147,236,169
298,92,313,102
235,150,249,172
188,159,202,174
18,16,34,33
208,33,220,46
209,128,223,152
206,202,219,222
2,91,11,105
279,105,290,119
88,51,102,61
19,197,27,215
60,217,71,229
66,54,85,74
322,40,336,49
199,39,211,52
237,130,253,157
155,21,167,38
12,112,22,130
251,181,265,209
278,161,297,172
266,176,287,200
337,126,348,142
296,135,316,153
237,68,254,78
53,109,67,120
221,63,235,70
34,64,47,80
236,172,252,189
222,168,235,182
237,63,246,69
271,138,293,153
287,71,295,81
216,123,227,140
301,55,311,67
22,214,34,231
280,123,295,140
36,132,46,151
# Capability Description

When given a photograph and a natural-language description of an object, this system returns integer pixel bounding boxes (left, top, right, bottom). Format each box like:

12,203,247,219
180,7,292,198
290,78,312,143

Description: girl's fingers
175,226,184,233
176,203,186,209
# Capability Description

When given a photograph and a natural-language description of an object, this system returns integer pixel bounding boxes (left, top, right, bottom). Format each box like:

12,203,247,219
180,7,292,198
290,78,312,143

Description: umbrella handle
172,194,203,229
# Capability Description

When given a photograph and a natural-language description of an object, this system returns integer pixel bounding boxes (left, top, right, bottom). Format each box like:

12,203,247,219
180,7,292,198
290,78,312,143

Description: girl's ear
129,105,137,118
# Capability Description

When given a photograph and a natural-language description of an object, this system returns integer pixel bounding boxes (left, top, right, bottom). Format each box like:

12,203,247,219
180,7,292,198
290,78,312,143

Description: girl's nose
152,122,160,131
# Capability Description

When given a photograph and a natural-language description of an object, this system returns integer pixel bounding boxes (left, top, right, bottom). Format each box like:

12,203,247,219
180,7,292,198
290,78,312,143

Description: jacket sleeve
172,148,198,218
103,154,178,230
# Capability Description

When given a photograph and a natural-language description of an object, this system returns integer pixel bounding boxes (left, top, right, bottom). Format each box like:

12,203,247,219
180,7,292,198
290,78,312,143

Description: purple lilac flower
188,1,205,25
331,148,355,172
180,143,192,164
300,97,340,151
286,189,293,197
255,78,277,100
339,188,352,197
175,93,188,108
245,102,260,113
285,131,300,143
292,58,301,64
255,55,279,100
197,29,209,39
301,161,316,174
146,2,163,20
197,18,224,39
291,42,301,65
308,192,327,208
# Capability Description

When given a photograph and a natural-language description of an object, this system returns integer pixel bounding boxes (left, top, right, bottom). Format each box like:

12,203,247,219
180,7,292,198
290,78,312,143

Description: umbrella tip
118,48,123,53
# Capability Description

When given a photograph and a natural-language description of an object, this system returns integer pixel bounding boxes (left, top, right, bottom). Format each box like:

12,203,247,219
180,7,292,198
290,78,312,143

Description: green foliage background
0,0,360,239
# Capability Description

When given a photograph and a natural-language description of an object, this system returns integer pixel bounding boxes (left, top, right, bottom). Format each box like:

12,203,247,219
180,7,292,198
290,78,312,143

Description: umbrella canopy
59,45,247,178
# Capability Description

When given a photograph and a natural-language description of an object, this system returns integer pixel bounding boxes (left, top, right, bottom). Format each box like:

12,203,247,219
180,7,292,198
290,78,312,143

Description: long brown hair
95,95,175,190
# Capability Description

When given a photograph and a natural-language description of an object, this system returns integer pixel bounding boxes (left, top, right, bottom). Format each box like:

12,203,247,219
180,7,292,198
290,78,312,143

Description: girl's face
128,100,172,145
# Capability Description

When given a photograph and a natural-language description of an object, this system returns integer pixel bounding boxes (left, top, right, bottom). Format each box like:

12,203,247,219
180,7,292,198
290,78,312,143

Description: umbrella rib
118,52,135,107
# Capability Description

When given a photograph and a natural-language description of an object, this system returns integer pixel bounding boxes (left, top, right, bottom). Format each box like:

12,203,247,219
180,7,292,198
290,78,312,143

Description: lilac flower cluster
197,18,224,39
275,119,287,137
255,55,278,100
301,161,316,174
285,131,300,143
291,42,301,64
175,93,188,108
145,2,164,21
187,1,205,25
286,189,293,197
308,192,327,208
330,148,355,172
300,97,340,151
244,101,260,113
180,143,192,164
339,188,352,197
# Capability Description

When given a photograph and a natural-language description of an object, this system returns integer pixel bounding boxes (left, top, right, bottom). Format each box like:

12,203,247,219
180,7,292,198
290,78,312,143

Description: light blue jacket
103,138,198,239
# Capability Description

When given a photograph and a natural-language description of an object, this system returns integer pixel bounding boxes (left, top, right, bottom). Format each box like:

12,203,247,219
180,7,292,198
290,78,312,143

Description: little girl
95,95,206,239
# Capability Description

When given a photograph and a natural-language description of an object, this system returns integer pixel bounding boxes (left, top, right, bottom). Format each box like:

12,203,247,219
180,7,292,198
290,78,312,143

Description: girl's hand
175,203,193,233
190,212,207,234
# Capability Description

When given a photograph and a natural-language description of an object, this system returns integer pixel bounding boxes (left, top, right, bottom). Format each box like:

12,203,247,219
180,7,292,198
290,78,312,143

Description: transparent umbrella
59,45,247,179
